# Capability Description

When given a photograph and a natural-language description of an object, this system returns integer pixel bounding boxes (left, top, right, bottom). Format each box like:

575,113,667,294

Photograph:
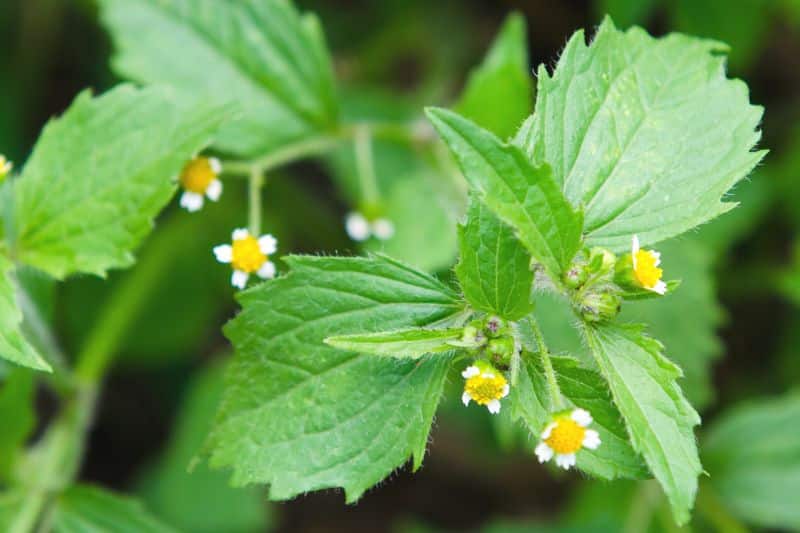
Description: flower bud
488,336,515,363
563,262,589,289
579,290,622,322
484,316,506,337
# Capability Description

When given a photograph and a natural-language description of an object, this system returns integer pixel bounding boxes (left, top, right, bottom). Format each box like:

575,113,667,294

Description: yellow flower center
634,250,662,289
545,417,586,454
232,236,267,273
465,372,508,405
180,157,217,193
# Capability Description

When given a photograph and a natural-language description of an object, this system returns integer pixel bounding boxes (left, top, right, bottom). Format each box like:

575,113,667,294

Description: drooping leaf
0,254,50,371
704,391,800,530
51,485,177,533
515,18,765,252
138,363,270,533
100,0,338,157
583,323,701,525
0,368,36,480
427,108,583,282
510,335,648,479
326,327,463,359
208,255,464,502
456,196,534,320
455,13,532,139
14,85,228,279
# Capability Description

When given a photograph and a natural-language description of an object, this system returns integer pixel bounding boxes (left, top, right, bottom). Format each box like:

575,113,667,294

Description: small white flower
461,363,510,415
214,228,278,289
631,235,666,295
179,157,223,212
345,211,395,242
536,408,601,470
371,218,395,241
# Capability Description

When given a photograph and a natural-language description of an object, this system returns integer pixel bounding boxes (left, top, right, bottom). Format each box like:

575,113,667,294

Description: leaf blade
208,255,464,501
325,327,463,359
427,107,583,281
0,255,50,371
583,323,701,525
14,85,228,279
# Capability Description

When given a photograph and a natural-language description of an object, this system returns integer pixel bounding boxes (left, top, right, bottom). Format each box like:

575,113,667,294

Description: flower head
0,155,12,181
461,361,510,414
345,212,395,242
535,408,601,470
631,235,666,295
179,157,223,212
213,228,277,289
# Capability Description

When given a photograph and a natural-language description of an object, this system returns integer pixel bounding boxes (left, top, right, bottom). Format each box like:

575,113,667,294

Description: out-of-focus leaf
0,255,49,371
595,0,658,26
456,13,532,139
208,255,464,502
672,0,770,70
100,0,338,157
515,18,765,252
456,197,534,320
51,485,177,533
14,86,228,279
138,364,269,533
0,368,35,480
704,391,800,530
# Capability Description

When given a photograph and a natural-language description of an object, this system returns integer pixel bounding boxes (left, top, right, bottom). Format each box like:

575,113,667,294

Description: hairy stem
527,318,565,410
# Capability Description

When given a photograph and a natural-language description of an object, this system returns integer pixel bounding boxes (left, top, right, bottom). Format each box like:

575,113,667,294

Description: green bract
100,0,338,157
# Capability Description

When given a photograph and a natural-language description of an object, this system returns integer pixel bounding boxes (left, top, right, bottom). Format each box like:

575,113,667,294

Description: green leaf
455,13,532,139
426,107,583,281
138,363,270,533
51,485,177,533
100,0,338,158
14,85,228,279
583,323,701,525
456,196,534,320
0,368,36,480
0,255,50,371
208,255,464,502
515,18,765,252
704,391,800,530
510,344,648,480
326,327,463,359
622,237,723,410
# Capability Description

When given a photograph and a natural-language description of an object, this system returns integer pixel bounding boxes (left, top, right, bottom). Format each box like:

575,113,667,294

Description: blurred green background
2,0,800,531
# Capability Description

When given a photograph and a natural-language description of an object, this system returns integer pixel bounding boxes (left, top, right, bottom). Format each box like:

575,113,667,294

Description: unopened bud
580,290,622,323
563,262,589,289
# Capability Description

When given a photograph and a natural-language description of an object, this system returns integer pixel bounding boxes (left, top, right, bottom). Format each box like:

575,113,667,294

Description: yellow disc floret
180,157,218,193
465,373,507,405
544,416,586,455
231,235,267,273
633,249,662,289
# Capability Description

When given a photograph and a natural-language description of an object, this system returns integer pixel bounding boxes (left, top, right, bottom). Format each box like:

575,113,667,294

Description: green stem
248,167,264,236
624,480,662,533
528,318,565,410
695,480,748,533
354,124,380,207
222,134,344,177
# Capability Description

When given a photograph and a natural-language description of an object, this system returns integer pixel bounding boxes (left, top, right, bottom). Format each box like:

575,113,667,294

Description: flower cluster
179,156,223,212
345,212,395,242
535,408,601,470
213,229,278,289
